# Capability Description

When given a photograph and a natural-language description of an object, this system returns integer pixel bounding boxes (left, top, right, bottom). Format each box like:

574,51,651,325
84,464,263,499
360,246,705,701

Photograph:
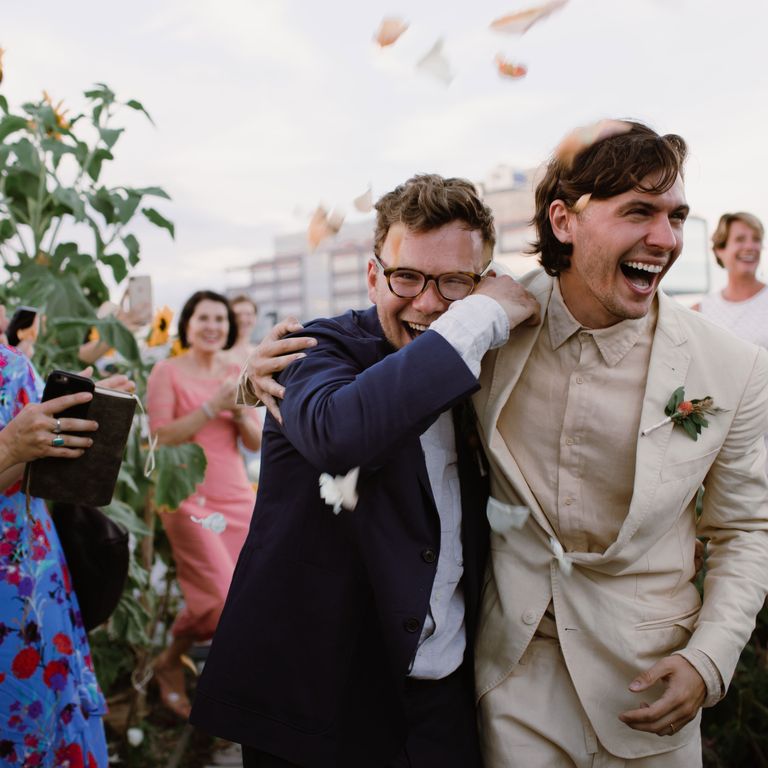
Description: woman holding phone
0,345,109,766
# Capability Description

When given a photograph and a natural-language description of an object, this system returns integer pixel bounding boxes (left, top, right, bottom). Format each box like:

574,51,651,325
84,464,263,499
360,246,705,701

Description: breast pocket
660,448,720,483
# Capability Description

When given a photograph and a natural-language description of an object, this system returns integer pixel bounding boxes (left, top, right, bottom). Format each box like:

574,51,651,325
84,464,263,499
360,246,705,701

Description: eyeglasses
373,256,491,302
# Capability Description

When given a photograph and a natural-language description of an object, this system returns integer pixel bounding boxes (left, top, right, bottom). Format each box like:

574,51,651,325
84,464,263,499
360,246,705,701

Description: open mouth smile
619,260,665,293
404,320,429,339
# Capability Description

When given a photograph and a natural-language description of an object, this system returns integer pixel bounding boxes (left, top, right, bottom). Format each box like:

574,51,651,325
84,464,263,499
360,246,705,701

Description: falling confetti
319,467,360,514
353,186,373,213
486,497,530,533
190,512,227,534
554,119,632,168
490,0,569,35
307,205,345,250
416,38,454,86
374,17,409,47
495,56,528,79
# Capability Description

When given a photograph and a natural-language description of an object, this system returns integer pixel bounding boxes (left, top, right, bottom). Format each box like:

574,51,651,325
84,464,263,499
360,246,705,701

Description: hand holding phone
42,370,96,420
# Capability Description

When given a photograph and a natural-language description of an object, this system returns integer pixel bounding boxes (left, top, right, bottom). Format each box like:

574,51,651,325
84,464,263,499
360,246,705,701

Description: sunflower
147,306,173,347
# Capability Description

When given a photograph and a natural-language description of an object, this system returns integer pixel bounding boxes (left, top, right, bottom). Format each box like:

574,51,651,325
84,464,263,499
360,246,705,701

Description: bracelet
201,401,215,420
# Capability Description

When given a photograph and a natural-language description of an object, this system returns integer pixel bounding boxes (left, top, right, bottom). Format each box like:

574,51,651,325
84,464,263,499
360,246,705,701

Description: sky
2,0,767,311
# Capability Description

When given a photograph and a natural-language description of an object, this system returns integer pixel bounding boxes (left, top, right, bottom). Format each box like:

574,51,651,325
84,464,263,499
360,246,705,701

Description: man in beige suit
239,122,768,767
474,120,768,766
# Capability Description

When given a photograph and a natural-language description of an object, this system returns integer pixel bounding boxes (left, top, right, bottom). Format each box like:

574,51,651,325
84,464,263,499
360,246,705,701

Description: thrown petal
495,56,528,79
487,496,530,533
319,467,360,514
353,186,373,213
416,38,454,86
374,17,409,47
490,0,569,35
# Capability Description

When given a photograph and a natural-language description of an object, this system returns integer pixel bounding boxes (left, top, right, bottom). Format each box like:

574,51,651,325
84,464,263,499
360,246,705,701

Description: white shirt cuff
429,294,510,378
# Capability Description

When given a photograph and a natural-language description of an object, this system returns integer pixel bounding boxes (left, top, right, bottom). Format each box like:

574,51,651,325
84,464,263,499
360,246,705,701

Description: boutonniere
641,386,727,441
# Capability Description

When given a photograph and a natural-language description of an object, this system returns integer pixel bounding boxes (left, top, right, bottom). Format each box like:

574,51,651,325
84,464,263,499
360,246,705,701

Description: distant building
228,165,711,325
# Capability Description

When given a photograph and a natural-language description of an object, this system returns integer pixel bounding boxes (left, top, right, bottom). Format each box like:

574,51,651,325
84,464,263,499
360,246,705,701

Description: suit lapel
612,291,691,549
476,272,555,535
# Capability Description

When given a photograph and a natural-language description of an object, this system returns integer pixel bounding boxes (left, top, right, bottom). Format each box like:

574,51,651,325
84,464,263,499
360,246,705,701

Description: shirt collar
547,278,655,367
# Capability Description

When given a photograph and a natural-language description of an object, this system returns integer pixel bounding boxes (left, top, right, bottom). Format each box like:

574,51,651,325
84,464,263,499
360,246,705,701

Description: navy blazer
191,307,490,768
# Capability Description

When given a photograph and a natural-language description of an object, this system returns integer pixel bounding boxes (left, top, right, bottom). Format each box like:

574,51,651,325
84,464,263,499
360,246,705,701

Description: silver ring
52,436,65,447
53,418,62,434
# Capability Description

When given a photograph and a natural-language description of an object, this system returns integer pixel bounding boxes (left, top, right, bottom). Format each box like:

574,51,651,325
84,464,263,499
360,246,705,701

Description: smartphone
127,275,153,326
41,370,95,420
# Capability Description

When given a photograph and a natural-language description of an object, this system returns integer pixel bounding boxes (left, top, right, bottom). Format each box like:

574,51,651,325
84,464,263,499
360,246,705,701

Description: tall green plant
0,84,172,373
0,84,207,756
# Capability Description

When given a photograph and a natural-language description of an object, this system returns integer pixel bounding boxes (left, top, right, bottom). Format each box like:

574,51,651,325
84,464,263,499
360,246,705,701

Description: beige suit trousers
479,638,702,768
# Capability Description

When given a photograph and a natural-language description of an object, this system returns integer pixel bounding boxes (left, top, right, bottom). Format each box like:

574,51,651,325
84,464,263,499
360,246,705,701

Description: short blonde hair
712,212,764,268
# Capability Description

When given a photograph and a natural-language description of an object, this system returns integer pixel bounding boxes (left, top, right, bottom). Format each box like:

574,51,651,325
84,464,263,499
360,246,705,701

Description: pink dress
146,358,256,641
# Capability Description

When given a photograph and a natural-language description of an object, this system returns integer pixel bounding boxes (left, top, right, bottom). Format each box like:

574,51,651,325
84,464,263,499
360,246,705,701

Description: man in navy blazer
190,175,539,768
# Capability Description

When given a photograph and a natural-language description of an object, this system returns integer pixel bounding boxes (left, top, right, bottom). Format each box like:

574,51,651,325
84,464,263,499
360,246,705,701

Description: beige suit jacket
474,268,768,758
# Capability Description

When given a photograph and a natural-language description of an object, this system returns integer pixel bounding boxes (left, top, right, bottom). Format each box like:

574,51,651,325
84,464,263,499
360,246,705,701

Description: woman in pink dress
147,290,261,718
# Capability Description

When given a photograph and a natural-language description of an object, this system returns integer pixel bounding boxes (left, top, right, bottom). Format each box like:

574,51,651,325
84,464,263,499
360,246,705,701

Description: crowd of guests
0,291,262,764
2,119,768,767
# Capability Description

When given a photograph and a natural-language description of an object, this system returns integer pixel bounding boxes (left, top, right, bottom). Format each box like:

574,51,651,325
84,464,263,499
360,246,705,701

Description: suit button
404,617,421,633
522,610,537,625
421,548,437,564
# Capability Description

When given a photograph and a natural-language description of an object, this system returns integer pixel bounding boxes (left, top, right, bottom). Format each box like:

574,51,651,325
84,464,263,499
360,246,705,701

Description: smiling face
552,174,688,328
367,221,486,349
232,300,258,341
186,298,230,352
716,219,763,278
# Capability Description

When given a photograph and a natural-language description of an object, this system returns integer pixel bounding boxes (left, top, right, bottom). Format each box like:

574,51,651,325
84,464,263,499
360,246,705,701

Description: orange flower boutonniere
642,386,727,441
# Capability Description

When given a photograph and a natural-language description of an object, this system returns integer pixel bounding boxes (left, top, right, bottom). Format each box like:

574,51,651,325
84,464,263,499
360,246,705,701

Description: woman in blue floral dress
0,344,108,768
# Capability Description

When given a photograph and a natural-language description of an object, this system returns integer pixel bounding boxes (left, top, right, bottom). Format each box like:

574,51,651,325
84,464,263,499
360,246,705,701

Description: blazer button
421,548,437,564
522,610,538,625
404,617,421,633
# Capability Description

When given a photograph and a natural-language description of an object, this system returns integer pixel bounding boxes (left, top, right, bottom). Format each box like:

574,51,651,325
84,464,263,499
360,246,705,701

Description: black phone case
42,370,95,420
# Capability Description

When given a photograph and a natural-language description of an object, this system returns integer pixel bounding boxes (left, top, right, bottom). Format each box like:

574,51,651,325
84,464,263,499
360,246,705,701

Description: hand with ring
0,391,99,472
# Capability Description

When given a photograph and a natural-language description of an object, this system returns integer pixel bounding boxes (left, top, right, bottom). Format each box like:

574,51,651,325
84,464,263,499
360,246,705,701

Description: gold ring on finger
52,436,65,448
53,418,62,434
668,721,676,735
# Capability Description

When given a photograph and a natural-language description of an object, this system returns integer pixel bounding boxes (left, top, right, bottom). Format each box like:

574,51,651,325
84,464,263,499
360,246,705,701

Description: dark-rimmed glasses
373,255,491,302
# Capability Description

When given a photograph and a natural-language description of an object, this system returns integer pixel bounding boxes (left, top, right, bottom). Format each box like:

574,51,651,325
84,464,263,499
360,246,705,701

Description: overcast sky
3,0,766,310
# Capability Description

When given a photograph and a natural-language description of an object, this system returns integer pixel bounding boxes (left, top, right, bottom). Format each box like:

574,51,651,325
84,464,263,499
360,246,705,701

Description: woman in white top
695,212,768,348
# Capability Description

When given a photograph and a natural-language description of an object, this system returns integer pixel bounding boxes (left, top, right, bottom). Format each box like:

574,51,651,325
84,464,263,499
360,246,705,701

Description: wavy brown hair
530,120,688,276
373,174,495,262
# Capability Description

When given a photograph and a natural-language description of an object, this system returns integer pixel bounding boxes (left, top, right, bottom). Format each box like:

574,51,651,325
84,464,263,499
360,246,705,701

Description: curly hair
530,120,688,276
373,174,495,261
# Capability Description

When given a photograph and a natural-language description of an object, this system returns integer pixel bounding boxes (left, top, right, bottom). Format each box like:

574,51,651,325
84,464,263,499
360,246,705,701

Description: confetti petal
374,17,409,47
308,205,345,250
554,119,633,169
353,186,373,213
486,496,530,533
190,512,227,534
490,0,569,35
495,55,528,79
416,38,454,86
319,467,360,514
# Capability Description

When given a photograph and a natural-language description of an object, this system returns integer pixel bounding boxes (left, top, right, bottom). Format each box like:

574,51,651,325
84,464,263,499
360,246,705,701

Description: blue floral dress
0,346,108,768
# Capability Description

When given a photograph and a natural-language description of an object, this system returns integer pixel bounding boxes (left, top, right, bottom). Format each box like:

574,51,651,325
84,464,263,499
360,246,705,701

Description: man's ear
367,259,379,305
549,200,573,245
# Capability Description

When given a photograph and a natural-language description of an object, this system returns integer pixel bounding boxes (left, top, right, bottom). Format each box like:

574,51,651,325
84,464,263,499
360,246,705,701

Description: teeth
624,261,663,274
406,321,429,332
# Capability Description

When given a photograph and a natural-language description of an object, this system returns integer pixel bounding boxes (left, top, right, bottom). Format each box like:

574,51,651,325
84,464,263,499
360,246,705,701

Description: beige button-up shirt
498,279,653,554
497,279,722,703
